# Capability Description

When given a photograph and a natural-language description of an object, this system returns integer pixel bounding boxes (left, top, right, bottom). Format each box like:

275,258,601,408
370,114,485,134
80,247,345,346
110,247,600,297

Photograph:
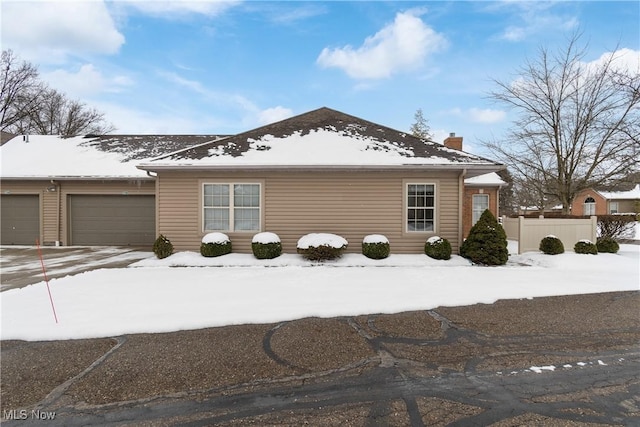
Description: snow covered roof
464,172,506,186
598,184,640,200
138,107,503,174
0,134,222,179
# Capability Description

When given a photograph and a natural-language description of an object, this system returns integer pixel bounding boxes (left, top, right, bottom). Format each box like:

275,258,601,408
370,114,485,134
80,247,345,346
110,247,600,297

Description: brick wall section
571,189,608,215
462,186,500,238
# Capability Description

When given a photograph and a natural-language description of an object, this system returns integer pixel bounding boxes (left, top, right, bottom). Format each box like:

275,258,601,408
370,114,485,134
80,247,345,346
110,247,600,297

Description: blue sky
2,1,639,155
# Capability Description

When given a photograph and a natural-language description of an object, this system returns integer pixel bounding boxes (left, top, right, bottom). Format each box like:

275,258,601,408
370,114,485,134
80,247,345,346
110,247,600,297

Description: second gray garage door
69,195,155,246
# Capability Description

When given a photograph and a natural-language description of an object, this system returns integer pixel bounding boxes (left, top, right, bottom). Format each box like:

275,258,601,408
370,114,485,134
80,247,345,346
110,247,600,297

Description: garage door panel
69,195,155,246
1,195,40,245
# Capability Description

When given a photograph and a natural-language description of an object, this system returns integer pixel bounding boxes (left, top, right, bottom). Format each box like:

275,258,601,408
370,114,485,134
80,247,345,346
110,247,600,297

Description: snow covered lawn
1,244,638,342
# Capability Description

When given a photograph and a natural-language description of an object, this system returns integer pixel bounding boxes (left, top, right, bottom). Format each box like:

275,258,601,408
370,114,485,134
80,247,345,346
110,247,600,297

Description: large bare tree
0,50,44,132
1,50,114,136
484,34,640,214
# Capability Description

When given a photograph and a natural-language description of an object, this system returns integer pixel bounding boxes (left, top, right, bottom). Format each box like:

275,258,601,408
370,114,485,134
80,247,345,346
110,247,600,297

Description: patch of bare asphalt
1,291,639,426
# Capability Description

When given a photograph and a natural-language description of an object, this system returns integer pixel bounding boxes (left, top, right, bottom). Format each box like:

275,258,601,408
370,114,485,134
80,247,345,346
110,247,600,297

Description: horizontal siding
158,170,462,254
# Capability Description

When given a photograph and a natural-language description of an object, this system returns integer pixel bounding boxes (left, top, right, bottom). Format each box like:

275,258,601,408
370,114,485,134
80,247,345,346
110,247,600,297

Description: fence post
591,216,598,243
518,216,524,254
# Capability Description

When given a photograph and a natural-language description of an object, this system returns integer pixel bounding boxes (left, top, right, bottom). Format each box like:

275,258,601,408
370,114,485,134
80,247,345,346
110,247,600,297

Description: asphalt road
2,291,639,426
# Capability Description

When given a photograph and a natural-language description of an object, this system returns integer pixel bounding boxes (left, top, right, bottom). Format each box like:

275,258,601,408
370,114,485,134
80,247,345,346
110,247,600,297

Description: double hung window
203,183,260,232
407,184,435,232
472,194,489,225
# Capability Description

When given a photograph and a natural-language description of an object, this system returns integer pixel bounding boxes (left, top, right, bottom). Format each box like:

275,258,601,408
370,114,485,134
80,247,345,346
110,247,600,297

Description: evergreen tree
460,209,508,265
409,108,433,140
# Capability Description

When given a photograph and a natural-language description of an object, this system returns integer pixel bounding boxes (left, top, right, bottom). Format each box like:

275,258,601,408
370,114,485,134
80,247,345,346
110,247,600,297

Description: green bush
574,240,598,255
596,237,619,253
251,232,282,259
539,235,564,255
153,234,174,259
460,210,508,266
424,236,451,260
362,239,390,259
200,232,232,257
297,233,348,261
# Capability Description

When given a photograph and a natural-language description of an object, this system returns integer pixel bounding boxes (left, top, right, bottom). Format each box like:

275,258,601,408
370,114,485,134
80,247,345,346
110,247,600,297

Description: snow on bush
252,232,282,259
202,232,231,244
201,232,232,257
297,233,348,261
252,232,281,244
424,236,451,260
362,234,389,244
362,234,390,259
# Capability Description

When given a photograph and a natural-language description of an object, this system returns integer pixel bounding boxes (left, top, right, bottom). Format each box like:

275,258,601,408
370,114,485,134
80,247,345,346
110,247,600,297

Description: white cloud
490,2,579,42
317,10,447,79
442,107,506,124
586,48,640,74
468,108,507,124
1,1,124,63
257,106,293,125
42,64,133,98
124,0,241,18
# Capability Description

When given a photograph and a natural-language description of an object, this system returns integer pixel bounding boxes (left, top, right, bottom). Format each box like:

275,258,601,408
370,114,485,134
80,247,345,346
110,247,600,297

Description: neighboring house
571,185,640,216
137,107,504,254
0,134,221,245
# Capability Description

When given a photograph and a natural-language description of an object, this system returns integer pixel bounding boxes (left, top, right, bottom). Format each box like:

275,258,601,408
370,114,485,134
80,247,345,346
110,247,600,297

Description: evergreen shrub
424,236,451,260
539,235,564,255
596,237,619,253
153,234,174,259
200,232,232,257
459,209,508,265
362,235,390,259
574,240,598,255
297,233,348,261
252,232,282,259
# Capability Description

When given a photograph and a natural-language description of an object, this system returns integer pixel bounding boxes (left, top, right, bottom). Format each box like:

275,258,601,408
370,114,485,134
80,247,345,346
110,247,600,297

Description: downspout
458,169,467,252
52,180,61,246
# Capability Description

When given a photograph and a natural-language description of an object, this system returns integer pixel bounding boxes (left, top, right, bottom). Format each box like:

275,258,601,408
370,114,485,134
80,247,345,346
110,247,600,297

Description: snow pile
297,233,348,249
252,232,281,244
427,236,444,244
363,234,389,244
202,232,230,244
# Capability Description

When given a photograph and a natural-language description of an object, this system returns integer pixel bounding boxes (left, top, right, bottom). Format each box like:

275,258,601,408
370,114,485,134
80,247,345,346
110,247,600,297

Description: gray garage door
1,195,40,245
69,195,155,246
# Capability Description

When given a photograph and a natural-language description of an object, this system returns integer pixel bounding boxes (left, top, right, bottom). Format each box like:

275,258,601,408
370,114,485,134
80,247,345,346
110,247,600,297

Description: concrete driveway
0,246,152,291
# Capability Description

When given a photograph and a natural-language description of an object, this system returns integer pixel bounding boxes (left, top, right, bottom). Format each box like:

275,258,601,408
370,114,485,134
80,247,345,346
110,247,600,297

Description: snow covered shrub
574,240,598,255
200,232,232,257
424,236,451,260
153,234,173,259
362,234,390,259
251,232,282,259
460,209,508,266
596,237,619,253
297,233,348,261
539,235,564,255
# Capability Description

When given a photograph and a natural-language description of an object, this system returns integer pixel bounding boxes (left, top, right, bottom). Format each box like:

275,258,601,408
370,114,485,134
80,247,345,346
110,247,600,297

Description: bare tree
0,50,45,132
409,108,433,140
1,50,114,136
26,89,114,136
484,34,640,214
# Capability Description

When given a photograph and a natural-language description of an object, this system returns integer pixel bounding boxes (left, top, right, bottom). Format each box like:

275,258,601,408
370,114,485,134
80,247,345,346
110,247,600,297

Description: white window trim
609,201,618,214
404,182,437,234
202,182,263,233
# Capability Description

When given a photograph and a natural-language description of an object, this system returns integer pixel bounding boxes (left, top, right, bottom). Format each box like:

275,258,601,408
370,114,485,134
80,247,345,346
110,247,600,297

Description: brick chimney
443,132,463,151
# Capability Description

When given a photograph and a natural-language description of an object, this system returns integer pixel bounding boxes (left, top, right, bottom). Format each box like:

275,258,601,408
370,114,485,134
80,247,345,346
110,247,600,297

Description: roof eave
136,163,503,174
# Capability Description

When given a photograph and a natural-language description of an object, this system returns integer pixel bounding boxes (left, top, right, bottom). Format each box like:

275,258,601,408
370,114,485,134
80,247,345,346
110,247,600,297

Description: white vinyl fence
502,216,598,254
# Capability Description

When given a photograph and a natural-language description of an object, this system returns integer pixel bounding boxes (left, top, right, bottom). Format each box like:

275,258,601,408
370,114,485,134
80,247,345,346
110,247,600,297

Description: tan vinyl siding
157,170,462,254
